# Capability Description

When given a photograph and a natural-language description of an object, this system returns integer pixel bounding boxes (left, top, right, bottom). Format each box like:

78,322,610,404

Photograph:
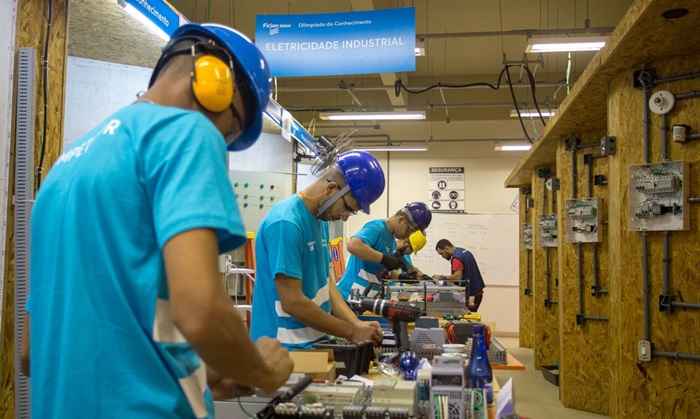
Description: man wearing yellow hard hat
392,230,428,278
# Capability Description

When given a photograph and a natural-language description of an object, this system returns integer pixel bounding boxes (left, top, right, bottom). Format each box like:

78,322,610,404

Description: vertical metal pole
14,47,36,419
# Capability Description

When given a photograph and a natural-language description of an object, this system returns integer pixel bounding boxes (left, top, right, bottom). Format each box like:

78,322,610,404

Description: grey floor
495,338,609,419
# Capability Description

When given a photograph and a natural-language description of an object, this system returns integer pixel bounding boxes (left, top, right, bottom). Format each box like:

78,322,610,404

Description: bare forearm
183,301,273,389
283,297,353,339
348,238,383,263
329,286,359,325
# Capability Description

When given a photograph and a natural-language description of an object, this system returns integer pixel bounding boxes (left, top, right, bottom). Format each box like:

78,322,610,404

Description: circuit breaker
565,198,601,243
629,161,689,231
522,224,533,249
539,215,558,247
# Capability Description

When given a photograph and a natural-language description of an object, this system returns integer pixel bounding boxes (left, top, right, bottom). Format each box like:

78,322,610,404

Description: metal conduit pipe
670,301,700,309
656,70,700,84
585,154,607,296
641,76,652,342
582,315,609,321
279,82,563,93
689,196,700,203
676,90,700,101
653,351,700,362
576,243,586,325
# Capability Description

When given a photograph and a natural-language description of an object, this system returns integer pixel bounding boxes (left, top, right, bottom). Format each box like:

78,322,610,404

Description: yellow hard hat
408,230,427,254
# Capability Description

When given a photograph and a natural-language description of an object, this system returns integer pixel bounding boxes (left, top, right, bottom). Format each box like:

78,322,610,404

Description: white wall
0,0,18,331
345,141,524,336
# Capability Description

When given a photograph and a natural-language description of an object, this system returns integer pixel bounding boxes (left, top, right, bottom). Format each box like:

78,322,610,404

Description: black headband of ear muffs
148,35,235,88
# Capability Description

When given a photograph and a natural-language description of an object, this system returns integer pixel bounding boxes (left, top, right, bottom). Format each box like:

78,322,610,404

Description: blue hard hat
403,202,432,230
336,151,385,214
165,23,272,151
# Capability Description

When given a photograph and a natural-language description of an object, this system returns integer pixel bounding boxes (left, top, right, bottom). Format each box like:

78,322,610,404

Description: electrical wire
36,0,53,190
237,397,256,419
394,64,547,143
505,66,534,144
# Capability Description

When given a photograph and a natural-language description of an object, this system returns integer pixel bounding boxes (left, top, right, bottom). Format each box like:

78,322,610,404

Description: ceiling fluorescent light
415,38,426,56
120,1,170,41
353,144,428,152
510,109,556,118
526,35,607,53
320,111,426,121
495,143,532,151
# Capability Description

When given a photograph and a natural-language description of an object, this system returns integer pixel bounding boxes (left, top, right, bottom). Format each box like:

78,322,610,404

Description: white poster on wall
428,167,465,213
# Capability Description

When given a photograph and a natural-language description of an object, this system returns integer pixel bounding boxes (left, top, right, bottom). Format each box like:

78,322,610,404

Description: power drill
348,295,423,352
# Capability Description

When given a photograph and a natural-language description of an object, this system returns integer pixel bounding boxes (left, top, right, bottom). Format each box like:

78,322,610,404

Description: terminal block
539,215,558,248
565,199,601,243
629,162,689,231
522,224,533,250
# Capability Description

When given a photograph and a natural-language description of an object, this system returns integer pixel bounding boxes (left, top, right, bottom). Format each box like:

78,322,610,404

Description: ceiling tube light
525,35,607,53
320,111,426,121
353,144,429,152
494,143,532,151
119,1,170,41
510,109,556,118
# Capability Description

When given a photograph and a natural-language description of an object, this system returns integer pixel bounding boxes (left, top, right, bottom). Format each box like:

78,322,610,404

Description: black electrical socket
633,69,657,89
594,175,608,186
583,154,594,165
659,294,674,312
600,136,617,156
564,136,581,151
537,167,552,178
576,314,586,326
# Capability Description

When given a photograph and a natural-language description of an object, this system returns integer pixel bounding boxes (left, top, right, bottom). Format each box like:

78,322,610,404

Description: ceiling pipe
288,101,533,112
416,26,614,40
348,137,529,144
278,82,562,93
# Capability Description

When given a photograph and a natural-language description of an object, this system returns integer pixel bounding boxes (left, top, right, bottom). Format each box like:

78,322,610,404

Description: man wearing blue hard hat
337,202,433,299
250,151,386,349
23,23,293,418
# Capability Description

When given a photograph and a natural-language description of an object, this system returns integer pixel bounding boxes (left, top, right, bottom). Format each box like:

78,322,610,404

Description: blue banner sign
122,0,182,38
256,8,416,77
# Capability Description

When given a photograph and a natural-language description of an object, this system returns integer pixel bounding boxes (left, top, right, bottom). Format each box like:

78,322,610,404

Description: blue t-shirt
29,103,245,419
402,254,413,268
250,195,331,349
337,220,396,299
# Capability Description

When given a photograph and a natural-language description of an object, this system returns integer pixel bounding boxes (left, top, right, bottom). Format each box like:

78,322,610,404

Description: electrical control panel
629,161,689,231
522,224,533,249
565,198,601,243
539,215,558,247
230,170,293,231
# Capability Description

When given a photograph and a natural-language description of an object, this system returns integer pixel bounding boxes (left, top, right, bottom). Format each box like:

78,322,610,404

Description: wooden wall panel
556,137,612,415
519,187,535,348
532,170,560,369
0,0,69,417
608,55,700,419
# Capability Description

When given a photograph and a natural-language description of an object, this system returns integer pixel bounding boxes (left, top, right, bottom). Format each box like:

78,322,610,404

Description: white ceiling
168,0,634,144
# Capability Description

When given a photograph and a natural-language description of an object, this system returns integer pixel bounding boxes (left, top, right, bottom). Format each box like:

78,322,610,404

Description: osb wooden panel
519,188,535,348
556,138,612,415
532,171,560,369
506,0,700,188
68,0,163,67
608,56,700,419
1,0,69,417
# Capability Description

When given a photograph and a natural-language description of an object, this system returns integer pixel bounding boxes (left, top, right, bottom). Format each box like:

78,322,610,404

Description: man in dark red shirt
432,239,486,311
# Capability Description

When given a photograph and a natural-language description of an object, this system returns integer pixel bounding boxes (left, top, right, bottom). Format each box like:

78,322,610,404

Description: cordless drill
348,295,423,352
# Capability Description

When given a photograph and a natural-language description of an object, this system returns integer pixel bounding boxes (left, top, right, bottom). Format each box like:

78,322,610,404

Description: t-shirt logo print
307,241,316,252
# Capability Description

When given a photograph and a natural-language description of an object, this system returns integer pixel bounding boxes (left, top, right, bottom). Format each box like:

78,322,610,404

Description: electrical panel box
539,215,558,247
230,170,293,232
565,198,601,243
522,224,533,249
629,161,689,231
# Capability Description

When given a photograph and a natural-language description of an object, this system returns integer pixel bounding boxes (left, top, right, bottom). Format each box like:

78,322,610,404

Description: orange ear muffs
191,54,235,113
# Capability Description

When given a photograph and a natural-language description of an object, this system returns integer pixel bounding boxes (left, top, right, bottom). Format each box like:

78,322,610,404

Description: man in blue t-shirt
251,152,386,349
22,24,293,418
433,239,486,312
337,203,432,299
